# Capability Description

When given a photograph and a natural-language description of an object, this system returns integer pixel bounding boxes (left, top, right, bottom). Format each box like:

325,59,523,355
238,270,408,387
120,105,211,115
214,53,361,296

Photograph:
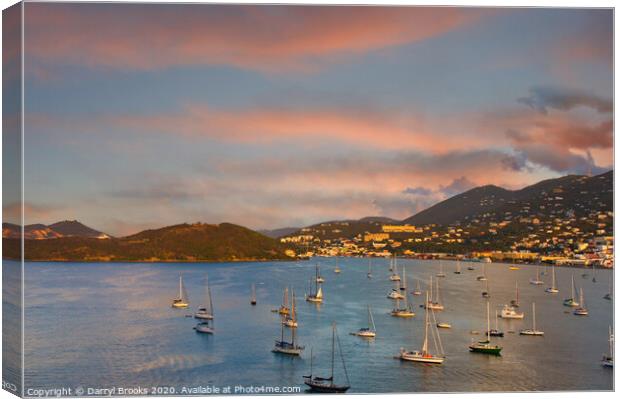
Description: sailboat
316,265,325,283
412,280,422,296
304,323,350,393
601,326,614,368
563,274,580,307
391,269,415,317
603,279,612,300
367,258,373,279
283,290,299,328
172,273,189,308
273,295,304,356
195,275,214,319
398,291,445,364
436,261,446,277
529,266,544,285
481,278,490,298
387,280,405,300
273,287,290,314
476,263,487,281
454,260,462,274
487,309,504,337
469,301,502,355
510,281,520,307
389,258,401,281
499,304,524,319
351,305,376,338
520,302,544,336
592,262,597,283
334,258,341,274
573,288,588,316
306,267,323,303
250,283,257,306
545,266,559,293
194,276,214,334
426,276,444,311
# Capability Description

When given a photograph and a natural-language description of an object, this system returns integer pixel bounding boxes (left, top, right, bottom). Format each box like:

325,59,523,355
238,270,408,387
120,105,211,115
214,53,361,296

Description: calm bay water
21,258,613,393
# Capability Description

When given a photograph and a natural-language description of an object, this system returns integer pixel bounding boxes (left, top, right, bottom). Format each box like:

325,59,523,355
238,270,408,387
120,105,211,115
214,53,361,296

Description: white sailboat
573,288,588,316
391,269,415,317
563,274,580,307
426,276,444,311
412,279,422,296
351,305,376,338
306,266,323,303
273,312,304,356
520,302,544,336
283,290,298,328
194,275,214,319
194,276,214,334
601,326,614,368
387,280,405,299
334,258,341,274
398,291,445,364
499,304,524,319
273,286,290,314
436,261,446,277
172,273,189,308
316,265,325,283
545,266,559,293
529,266,544,285
389,258,401,281
454,260,462,274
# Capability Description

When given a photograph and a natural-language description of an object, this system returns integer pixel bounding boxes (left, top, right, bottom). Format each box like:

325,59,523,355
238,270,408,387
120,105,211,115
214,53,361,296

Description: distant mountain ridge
403,170,613,226
3,222,292,262
2,220,109,240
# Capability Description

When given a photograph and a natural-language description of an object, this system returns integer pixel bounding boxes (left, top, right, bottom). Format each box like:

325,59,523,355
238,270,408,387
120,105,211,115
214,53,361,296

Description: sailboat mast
532,302,536,330
179,274,183,299
291,292,296,345
571,275,575,298
516,281,519,303
330,323,336,382
486,301,491,342
423,291,429,354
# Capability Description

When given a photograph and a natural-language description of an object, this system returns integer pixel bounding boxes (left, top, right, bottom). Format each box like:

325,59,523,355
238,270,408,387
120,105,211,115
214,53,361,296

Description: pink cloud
24,4,485,72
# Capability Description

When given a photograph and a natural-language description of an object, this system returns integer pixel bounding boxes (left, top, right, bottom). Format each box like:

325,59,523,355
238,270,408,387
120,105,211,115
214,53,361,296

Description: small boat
529,266,544,285
545,266,559,293
603,279,612,300
195,275,214,319
573,288,588,316
436,261,446,277
469,301,502,355
592,263,597,283
172,273,190,308
273,298,304,356
389,258,401,281
283,290,298,328
487,309,504,337
425,276,444,311
601,326,614,368
437,322,451,329
454,260,462,274
467,265,475,271
499,304,524,319
563,274,580,307
304,323,350,393
387,288,405,300
510,281,520,307
398,291,445,364
250,283,257,306
391,269,415,317
367,258,373,279
520,302,544,336
351,305,376,338
412,280,422,296
306,266,324,303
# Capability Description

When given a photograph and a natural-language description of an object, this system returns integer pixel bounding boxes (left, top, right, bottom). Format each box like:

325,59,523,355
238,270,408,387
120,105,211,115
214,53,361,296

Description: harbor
21,257,613,393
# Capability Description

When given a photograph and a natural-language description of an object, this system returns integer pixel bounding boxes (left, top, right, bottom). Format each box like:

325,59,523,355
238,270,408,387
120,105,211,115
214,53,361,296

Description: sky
7,3,613,236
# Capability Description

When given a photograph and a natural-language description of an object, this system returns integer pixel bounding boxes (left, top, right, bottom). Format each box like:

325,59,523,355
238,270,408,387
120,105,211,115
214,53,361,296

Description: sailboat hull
304,379,350,393
519,329,544,336
399,352,445,364
469,345,502,355
272,341,304,356
195,323,214,334
391,310,415,318
172,301,188,308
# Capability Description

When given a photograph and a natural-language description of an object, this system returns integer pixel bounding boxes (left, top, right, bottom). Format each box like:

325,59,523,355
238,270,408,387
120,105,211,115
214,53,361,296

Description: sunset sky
12,3,613,236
